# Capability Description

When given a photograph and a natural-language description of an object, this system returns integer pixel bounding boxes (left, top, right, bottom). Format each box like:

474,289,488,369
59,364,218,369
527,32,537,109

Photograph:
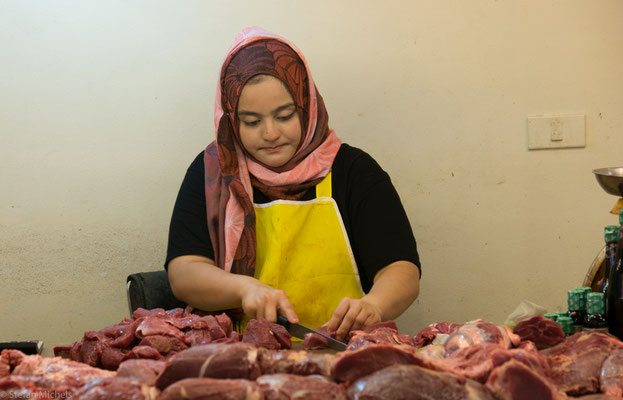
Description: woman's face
237,75,302,168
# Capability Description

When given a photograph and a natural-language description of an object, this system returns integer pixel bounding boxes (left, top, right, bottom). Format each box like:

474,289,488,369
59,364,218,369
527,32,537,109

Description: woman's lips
263,145,284,153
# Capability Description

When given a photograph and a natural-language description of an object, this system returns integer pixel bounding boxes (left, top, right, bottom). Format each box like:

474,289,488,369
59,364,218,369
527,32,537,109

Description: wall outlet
527,114,586,150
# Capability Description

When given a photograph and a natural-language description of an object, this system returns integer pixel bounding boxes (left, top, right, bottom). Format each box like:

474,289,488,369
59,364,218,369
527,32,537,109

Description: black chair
126,270,186,316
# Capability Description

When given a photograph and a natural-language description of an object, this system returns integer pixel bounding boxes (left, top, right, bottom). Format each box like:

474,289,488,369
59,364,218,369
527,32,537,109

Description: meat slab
347,364,496,400
600,349,623,396
242,318,292,350
257,373,347,400
542,330,623,396
259,350,334,377
0,349,115,398
72,377,159,400
485,359,566,400
425,341,549,384
158,377,262,400
155,342,262,390
332,344,427,383
347,321,414,351
512,315,565,350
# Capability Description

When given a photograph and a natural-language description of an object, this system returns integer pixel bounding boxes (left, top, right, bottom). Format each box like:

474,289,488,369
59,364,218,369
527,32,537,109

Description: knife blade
277,315,347,351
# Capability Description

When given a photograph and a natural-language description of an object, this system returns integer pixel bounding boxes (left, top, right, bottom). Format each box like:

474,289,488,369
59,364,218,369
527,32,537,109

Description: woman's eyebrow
238,103,295,117
272,103,296,114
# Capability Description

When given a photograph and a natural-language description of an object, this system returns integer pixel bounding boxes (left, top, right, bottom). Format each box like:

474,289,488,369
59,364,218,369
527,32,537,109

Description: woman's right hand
240,277,299,324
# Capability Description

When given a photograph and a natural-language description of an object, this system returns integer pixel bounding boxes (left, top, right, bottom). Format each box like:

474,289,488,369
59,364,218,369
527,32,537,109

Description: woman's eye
242,120,260,127
277,112,295,121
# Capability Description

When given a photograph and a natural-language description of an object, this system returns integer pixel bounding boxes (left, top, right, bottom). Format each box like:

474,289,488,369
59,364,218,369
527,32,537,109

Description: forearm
363,260,420,321
167,255,252,311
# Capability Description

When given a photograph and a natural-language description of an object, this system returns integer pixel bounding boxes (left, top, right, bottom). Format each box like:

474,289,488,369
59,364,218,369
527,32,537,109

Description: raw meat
485,360,566,400
542,330,623,396
257,373,347,400
99,344,128,370
155,342,263,390
215,313,233,337
413,322,462,348
332,344,426,383
426,341,549,383
137,335,189,355
116,359,166,385
185,328,213,346
134,318,191,344
444,320,519,354
362,321,399,332
0,349,24,378
347,364,496,400
0,378,72,400
242,318,292,350
260,350,334,377
202,315,227,340
120,345,164,362
58,308,238,370
512,316,565,350
166,314,202,330
0,350,114,396
600,349,623,396
347,322,414,351
132,308,166,319
158,377,262,400
72,377,159,400
301,326,335,350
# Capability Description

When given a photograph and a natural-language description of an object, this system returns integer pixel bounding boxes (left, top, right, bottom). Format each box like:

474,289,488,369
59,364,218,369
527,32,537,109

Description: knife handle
277,315,291,329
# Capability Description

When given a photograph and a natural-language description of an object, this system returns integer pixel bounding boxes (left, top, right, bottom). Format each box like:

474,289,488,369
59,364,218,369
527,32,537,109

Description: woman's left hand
324,297,382,342
323,261,420,342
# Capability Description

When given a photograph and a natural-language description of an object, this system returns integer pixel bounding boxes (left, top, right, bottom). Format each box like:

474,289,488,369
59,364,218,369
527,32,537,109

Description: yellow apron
252,171,364,329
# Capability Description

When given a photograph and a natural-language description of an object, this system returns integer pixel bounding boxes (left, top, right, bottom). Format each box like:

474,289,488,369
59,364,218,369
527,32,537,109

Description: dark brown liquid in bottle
607,228,623,340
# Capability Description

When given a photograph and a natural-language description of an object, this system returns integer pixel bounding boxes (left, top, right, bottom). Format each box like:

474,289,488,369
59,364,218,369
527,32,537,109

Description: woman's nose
263,119,280,141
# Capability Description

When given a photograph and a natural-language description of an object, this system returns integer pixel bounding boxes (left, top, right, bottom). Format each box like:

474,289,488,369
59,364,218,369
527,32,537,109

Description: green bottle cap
587,292,605,314
576,287,590,309
554,311,567,319
543,313,558,322
567,289,583,311
606,225,619,242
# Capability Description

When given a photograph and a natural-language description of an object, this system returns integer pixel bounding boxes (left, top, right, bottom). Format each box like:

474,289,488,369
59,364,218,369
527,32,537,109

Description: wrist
362,294,385,321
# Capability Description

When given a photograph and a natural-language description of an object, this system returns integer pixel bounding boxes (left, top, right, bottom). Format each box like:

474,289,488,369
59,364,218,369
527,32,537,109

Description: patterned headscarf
204,27,342,277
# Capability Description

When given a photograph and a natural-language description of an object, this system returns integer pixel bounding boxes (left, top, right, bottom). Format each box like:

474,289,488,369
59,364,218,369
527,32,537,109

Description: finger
336,303,363,341
276,294,298,323
264,293,278,323
244,303,257,320
362,311,380,329
255,300,266,320
325,298,351,333
349,311,368,333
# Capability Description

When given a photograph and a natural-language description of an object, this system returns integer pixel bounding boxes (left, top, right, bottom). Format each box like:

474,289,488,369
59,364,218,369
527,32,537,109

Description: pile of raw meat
2,308,623,399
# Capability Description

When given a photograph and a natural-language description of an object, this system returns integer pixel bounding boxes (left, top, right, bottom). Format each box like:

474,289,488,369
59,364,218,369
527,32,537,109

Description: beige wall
2,0,622,353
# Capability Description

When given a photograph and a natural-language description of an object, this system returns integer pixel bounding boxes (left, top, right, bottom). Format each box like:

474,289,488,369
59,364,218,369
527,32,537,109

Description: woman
166,27,421,341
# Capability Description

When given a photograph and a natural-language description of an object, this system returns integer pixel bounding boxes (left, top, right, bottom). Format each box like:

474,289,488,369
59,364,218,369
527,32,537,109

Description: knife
277,315,348,351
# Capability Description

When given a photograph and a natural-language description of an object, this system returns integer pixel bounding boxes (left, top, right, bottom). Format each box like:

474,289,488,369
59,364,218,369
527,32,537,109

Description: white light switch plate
527,114,586,150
